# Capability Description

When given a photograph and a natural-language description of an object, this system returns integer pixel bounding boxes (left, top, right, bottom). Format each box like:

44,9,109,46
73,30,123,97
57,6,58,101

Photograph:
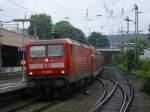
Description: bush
143,77,150,95
141,60,150,71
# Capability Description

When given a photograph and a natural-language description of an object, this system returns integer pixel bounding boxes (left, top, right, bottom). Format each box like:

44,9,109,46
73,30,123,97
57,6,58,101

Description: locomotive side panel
68,44,92,82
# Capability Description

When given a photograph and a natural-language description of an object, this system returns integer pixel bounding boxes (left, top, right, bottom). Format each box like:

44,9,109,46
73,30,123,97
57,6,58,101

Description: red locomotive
25,38,104,90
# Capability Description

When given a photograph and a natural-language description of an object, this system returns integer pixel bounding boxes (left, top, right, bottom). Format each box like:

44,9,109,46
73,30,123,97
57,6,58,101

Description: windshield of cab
48,45,64,56
30,46,46,57
29,45,64,57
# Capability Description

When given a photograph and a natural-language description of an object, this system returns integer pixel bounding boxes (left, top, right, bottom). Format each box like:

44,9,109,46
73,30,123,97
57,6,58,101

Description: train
25,38,104,91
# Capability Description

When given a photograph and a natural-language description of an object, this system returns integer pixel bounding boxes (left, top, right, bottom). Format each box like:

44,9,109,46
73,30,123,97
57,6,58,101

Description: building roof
0,28,34,47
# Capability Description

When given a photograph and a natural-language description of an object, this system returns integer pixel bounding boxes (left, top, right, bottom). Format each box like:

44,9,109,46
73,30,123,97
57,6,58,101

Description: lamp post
13,18,32,82
124,16,132,48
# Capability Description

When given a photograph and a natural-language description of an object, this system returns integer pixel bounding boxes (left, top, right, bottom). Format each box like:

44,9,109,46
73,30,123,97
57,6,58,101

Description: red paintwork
25,39,70,76
25,38,104,83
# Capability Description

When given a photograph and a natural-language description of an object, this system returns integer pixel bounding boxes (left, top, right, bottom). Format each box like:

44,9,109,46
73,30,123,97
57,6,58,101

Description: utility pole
134,4,142,45
34,24,37,39
0,9,2,72
0,9,3,28
16,23,19,33
13,13,32,82
134,4,142,62
124,16,132,48
0,9,3,72
134,4,138,44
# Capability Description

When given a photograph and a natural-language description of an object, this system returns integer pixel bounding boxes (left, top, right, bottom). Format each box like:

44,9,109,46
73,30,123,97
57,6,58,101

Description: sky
0,0,150,35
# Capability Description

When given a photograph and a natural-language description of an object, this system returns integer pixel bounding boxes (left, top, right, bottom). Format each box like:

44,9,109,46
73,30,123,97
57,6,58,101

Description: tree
88,32,109,48
28,13,52,39
54,21,86,41
148,25,150,43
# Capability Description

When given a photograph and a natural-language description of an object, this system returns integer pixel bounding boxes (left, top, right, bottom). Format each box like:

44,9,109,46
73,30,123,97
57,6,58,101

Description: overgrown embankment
117,50,150,95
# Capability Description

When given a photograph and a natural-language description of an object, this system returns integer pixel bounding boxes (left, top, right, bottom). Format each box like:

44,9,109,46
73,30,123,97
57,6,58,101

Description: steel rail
90,77,118,112
112,71,128,112
90,78,107,112
102,76,128,112
32,101,60,112
2,97,39,112
90,67,132,112
113,68,135,112
118,82,128,112
116,68,135,112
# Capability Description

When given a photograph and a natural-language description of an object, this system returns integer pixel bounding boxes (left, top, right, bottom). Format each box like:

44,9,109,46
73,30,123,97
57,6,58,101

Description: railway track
1,93,62,112
90,67,134,112
0,88,39,112
1,81,100,112
14,100,60,112
0,67,134,112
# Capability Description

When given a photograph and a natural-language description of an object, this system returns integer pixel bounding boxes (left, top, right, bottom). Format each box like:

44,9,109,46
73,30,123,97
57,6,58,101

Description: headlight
45,58,48,62
51,63,64,68
29,72,33,75
61,70,65,74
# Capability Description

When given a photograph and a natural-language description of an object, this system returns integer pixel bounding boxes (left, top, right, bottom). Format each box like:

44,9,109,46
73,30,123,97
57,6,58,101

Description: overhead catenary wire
48,0,85,20
7,0,36,14
48,0,99,34
99,0,126,34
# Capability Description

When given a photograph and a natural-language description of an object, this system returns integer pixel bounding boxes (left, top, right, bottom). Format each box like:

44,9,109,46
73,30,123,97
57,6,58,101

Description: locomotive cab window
30,46,46,57
48,45,64,56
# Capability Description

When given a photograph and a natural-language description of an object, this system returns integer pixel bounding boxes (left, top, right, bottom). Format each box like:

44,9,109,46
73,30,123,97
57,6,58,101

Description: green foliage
28,15,86,41
130,37,148,50
143,78,150,95
148,25,150,43
88,32,109,48
118,54,150,77
54,21,85,41
147,33,150,43
28,13,53,39
141,60,150,71
117,49,136,71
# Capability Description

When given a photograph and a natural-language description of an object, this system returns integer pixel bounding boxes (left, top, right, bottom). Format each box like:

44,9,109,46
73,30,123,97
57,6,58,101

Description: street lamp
13,18,32,82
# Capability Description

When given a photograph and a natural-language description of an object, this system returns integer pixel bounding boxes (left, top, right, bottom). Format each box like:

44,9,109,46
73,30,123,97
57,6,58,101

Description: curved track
90,67,134,112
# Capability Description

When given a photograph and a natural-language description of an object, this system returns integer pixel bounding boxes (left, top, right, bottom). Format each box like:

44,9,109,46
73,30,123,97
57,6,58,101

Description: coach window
30,46,46,57
48,45,64,56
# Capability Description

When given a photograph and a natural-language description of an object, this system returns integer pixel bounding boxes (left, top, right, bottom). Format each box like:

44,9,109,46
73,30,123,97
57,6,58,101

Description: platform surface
0,73,27,94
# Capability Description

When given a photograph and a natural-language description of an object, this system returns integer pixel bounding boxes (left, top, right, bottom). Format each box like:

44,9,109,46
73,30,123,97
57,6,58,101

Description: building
0,28,34,72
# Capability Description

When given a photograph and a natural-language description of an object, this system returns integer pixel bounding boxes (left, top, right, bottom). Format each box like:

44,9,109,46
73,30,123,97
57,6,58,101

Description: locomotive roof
25,38,73,45
25,38,89,47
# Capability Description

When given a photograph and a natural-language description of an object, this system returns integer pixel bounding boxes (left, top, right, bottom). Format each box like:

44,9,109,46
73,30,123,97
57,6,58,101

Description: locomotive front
25,40,70,87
